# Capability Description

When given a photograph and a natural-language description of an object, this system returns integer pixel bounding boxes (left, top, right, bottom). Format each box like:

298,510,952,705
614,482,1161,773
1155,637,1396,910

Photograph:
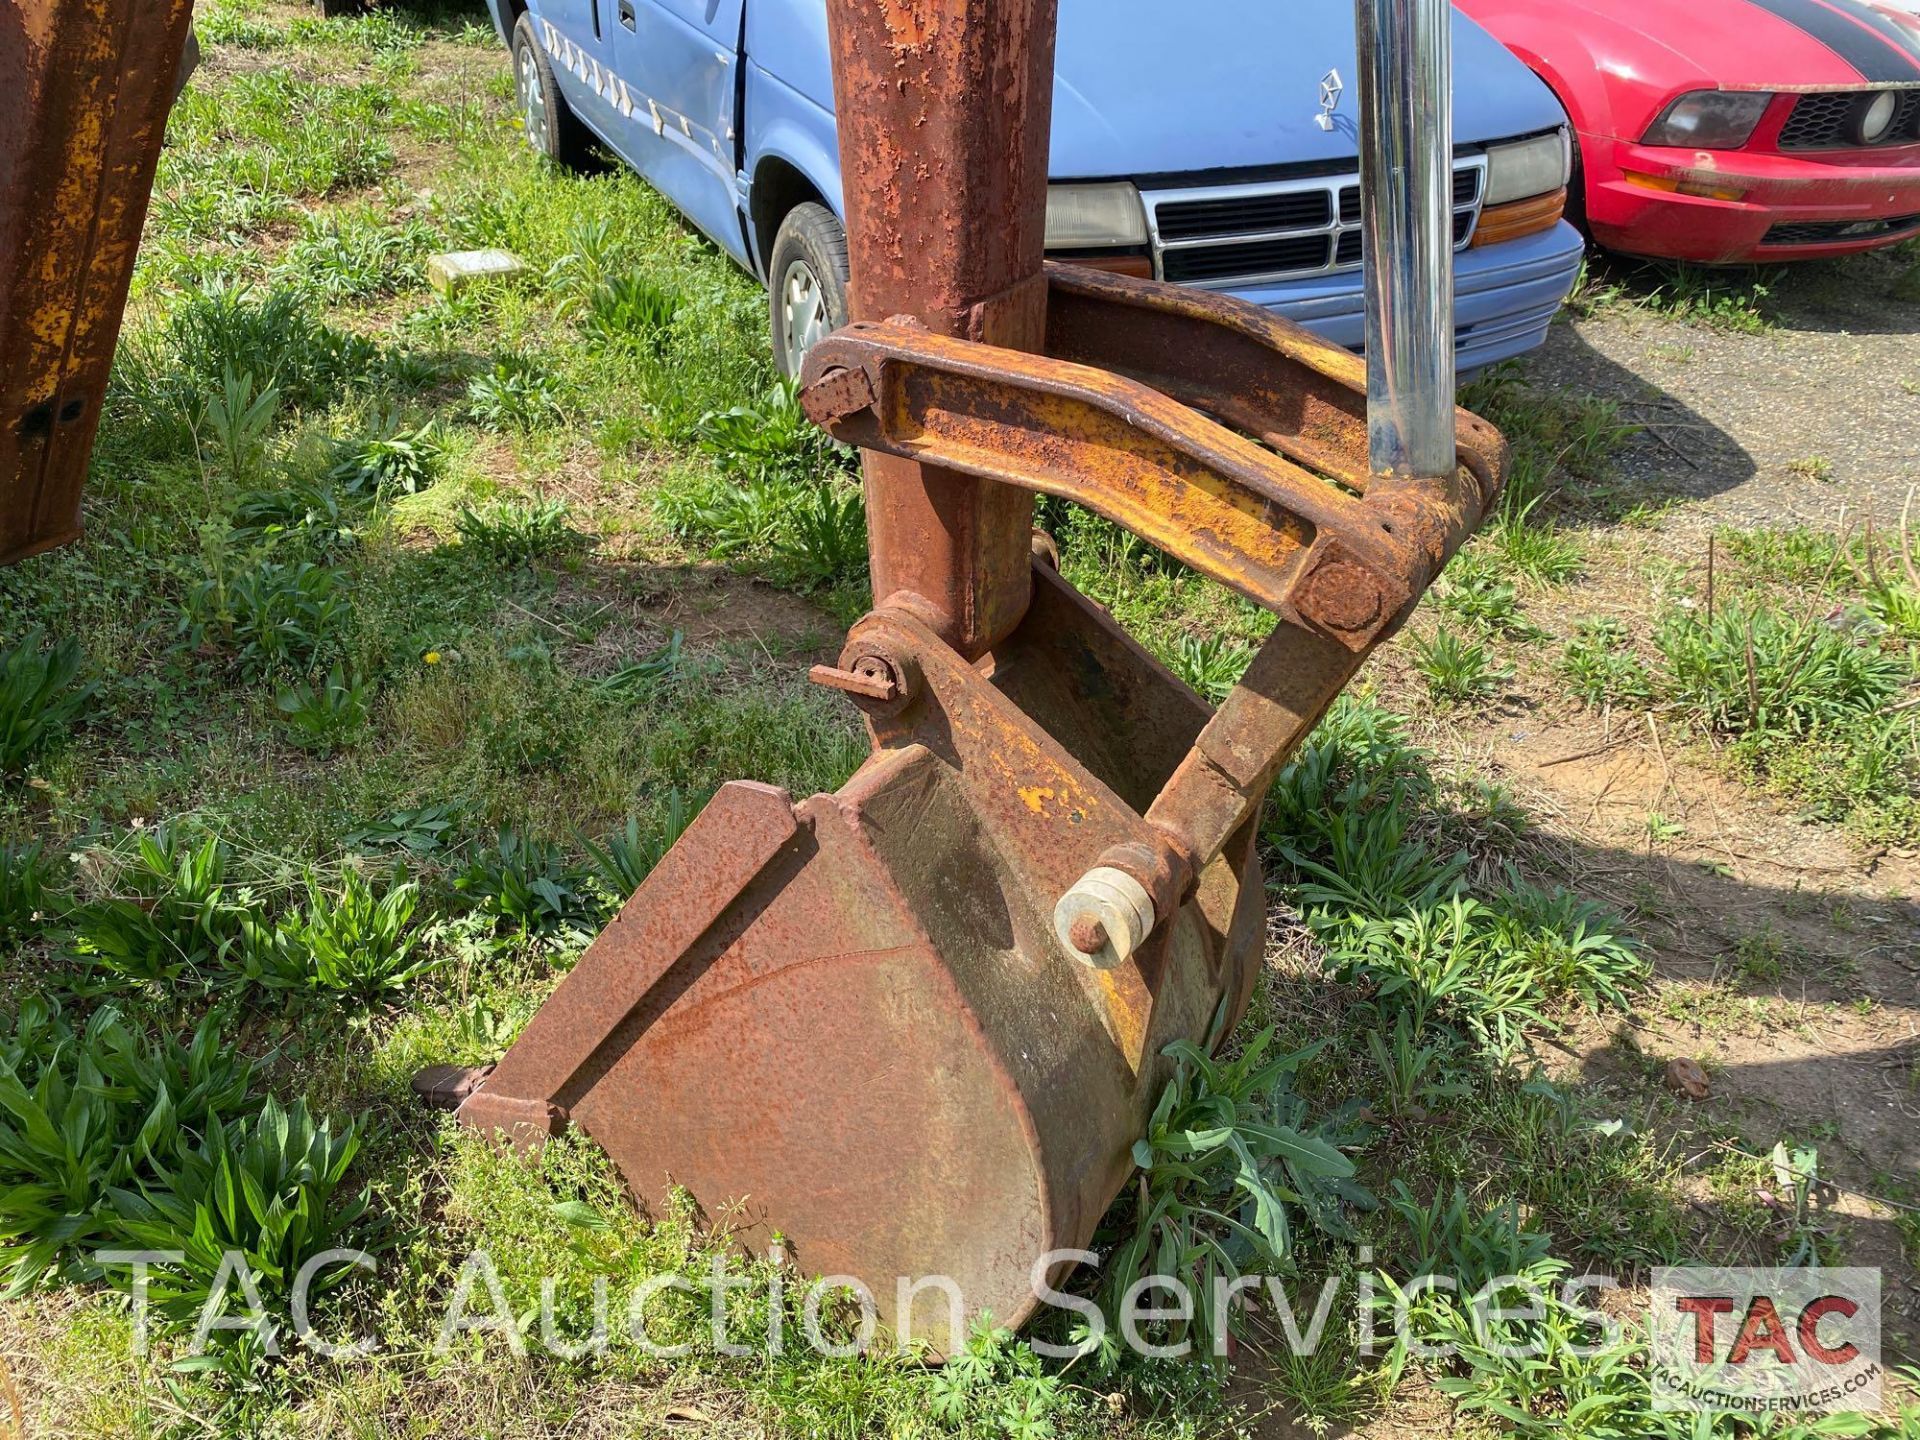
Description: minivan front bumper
1224,220,1585,374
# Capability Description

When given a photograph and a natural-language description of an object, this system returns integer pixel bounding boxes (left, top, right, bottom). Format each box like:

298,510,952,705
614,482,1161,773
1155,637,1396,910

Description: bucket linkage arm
798,262,1506,966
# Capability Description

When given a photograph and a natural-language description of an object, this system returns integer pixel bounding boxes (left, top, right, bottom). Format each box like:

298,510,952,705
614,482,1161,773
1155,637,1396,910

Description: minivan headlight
1643,91,1771,149
1045,183,1149,248
1484,129,1571,206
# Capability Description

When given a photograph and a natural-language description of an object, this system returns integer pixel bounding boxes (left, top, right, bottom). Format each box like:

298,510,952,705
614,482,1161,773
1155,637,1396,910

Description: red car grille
1763,213,1920,245
1778,91,1920,150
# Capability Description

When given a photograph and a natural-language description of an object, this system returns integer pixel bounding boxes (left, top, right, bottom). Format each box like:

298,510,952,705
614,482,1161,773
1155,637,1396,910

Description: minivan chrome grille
1143,156,1486,288
1156,189,1332,240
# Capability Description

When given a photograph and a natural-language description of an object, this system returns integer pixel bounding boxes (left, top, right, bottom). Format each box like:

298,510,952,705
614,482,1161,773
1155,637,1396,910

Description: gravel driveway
1529,246,1920,530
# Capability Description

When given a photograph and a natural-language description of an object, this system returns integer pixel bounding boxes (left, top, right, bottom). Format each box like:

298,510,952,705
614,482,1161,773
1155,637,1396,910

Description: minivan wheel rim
780,258,830,373
517,47,549,155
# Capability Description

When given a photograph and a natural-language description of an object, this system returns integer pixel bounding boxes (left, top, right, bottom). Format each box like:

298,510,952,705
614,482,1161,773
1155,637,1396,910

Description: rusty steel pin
1052,866,1155,970
809,660,900,703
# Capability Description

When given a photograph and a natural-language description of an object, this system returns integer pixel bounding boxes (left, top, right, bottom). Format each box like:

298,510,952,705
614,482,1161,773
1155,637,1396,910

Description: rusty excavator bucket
1,0,197,566
450,0,1506,1352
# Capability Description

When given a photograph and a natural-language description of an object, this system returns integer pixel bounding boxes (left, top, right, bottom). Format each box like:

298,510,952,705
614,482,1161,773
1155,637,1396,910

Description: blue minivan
482,0,1584,376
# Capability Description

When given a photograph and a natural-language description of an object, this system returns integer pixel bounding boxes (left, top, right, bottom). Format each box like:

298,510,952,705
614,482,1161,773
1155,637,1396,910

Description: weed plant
1561,618,1653,708
0,632,93,777
1409,628,1511,706
327,410,446,497
108,1097,374,1337
1097,1030,1369,1360
465,355,565,430
69,829,250,986
457,829,600,936
237,868,434,1000
1653,597,1918,839
275,667,370,752
1655,600,1906,737
579,789,701,897
453,499,579,566
0,843,63,942
0,1003,255,1293
1266,698,1645,1055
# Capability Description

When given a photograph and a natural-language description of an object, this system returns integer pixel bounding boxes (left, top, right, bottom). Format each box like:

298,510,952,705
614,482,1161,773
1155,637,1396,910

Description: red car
1457,0,1920,262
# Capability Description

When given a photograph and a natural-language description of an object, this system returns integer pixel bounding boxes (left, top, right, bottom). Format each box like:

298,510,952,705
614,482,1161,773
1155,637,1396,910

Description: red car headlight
1642,91,1772,149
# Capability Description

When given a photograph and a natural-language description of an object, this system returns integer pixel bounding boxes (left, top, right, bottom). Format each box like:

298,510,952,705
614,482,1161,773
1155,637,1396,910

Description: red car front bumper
1585,134,1920,263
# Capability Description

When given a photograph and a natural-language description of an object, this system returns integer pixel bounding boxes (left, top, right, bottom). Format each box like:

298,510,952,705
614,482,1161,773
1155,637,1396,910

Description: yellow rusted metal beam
800,270,1505,653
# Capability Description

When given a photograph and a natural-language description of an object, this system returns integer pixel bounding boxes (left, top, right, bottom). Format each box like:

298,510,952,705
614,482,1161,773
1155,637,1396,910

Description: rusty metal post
0,0,196,567
824,0,1057,658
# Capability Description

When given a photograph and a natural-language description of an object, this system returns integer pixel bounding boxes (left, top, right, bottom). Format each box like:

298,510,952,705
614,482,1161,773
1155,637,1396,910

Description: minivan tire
511,15,592,169
768,203,850,378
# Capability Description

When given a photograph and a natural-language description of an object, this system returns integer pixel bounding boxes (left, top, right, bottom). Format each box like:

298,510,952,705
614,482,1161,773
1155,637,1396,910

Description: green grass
1431,550,1542,638
1264,696,1646,1058
1571,256,1783,335
1448,364,1637,598
0,17,893,1416
148,71,400,268
0,632,94,777
1536,522,1920,841
1722,521,1920,644
274,206,441,303
1655,600,1907,736
1561,617,1655,709
1408,626,1512,707
1,5,1914,1437
1652,593,1919,843
1456,362,1637,544
651,378,869,598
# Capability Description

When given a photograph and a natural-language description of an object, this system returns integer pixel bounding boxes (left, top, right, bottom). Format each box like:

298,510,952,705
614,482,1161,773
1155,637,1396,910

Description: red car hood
1565,0,1920,87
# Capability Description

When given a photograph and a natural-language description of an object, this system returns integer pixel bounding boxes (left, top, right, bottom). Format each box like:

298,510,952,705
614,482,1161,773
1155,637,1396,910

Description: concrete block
427,248,525,297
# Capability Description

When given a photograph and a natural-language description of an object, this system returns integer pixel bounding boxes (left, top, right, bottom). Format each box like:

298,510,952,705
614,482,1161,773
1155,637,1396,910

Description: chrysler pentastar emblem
1315,68,1344,130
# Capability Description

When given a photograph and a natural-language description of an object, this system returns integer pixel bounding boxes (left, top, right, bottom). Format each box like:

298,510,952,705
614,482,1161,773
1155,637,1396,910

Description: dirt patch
552,563,844,681
1397,660,1920,1162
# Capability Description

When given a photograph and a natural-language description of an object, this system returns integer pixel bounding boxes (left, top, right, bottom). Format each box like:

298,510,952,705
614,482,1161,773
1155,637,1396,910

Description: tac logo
1651,1267,1883,1416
